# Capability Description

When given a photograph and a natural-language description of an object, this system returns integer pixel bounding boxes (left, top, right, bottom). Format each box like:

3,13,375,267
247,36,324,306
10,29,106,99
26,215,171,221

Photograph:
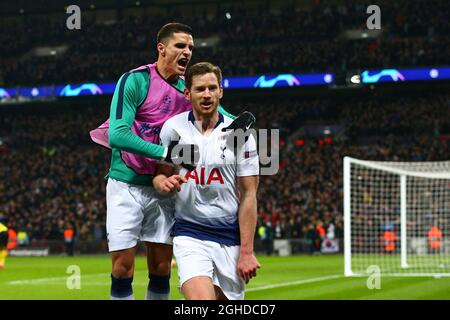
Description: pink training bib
89,63,192,175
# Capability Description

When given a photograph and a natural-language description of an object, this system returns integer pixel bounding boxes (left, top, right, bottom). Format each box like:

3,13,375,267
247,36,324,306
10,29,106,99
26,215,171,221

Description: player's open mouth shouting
177,57,189,71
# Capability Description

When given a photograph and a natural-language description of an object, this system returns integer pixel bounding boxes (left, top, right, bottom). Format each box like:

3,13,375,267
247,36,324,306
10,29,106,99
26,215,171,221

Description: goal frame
344,156,450,277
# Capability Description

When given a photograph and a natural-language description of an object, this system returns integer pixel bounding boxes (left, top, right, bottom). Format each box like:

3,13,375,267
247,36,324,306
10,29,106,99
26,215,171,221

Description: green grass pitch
0,254,449,300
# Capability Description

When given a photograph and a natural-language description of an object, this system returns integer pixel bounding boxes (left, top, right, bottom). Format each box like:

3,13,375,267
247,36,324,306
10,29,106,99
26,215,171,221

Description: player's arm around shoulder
237,175,261,284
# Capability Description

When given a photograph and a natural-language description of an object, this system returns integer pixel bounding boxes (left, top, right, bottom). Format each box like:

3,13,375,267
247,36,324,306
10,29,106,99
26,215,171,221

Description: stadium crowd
0,0,448,254
1,91,449,252
0,0,449,86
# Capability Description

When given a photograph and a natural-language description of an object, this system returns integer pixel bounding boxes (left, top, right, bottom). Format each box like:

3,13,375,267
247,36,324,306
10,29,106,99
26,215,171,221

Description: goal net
344,157,450,277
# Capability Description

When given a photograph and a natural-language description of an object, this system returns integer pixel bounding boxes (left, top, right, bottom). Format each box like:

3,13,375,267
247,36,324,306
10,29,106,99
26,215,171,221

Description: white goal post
344,156,450,277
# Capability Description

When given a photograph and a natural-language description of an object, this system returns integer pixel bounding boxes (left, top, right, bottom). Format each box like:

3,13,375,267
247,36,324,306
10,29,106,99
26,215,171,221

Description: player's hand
159,175,187,193
222,111,256,132
164,140,199,171
237,252,261,284
223,111,256,152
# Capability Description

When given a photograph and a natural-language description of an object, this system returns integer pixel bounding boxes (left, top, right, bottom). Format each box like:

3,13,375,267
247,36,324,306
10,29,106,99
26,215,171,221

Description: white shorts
106,178,175,252
173,236,245,300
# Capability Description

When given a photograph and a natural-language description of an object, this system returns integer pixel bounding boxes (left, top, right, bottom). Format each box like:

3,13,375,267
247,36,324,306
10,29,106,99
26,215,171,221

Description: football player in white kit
154,62,261,300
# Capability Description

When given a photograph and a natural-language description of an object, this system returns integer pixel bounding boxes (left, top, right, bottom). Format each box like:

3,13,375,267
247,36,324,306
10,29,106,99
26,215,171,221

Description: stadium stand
0,0,449,86
0,0,449,254
1,91,449,252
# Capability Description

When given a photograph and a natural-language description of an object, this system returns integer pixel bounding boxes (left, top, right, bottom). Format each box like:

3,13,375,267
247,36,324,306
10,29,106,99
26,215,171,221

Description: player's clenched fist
156,175,187,193
237,253,261,284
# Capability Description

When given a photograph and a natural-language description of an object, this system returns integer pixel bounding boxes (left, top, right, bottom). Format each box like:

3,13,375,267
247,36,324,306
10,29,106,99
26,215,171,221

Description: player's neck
193,110,219,135
155,61,178,83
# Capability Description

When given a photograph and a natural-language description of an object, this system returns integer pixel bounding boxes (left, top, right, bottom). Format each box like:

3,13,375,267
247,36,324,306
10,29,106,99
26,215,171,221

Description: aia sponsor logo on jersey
185,167,224,185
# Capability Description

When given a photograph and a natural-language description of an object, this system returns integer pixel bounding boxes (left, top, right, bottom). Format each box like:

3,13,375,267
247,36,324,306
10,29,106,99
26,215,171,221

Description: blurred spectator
258,221,274,255
64,224,75,256
17,229,30,247
305,224,319,255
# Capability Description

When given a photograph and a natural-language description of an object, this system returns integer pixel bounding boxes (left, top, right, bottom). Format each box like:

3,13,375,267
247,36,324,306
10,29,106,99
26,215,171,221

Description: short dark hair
185,62,223,89
157,22,193,45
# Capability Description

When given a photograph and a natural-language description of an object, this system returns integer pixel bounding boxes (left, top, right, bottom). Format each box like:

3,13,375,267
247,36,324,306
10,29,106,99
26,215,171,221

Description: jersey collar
188,110,224,129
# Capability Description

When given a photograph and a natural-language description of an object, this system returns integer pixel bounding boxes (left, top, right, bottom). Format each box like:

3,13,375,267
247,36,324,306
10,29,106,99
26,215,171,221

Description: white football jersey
159,110,259,246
